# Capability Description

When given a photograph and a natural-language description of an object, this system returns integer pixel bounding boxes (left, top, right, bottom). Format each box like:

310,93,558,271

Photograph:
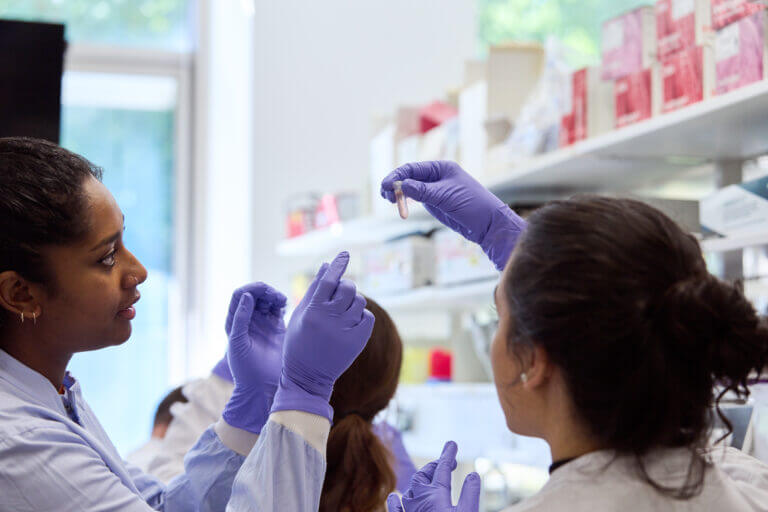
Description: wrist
222,386,274,434
480,205,527,271
270,372,334,421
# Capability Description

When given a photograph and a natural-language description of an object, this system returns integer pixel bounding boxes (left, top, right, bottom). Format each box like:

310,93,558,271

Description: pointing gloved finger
225,282,270,334
457,472,482,511
295,262,329,313
433,440,459,487
228,292,255,353
313,252,350,303
386,494,404,512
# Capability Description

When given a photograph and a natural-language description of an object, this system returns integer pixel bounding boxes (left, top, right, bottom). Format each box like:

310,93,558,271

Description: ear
523,345,554,390
0,271,42,320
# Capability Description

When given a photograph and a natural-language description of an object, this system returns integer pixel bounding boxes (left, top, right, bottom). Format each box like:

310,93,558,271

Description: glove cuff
271,373,334,421
480,205,528,271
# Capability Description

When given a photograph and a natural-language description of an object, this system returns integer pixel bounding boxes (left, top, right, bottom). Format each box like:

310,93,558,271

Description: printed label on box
615,69,653,128
604,19,625,51
673,0,695,19
715,12,766,94
662,46,704,112
712,0,767,30
716,22,741,61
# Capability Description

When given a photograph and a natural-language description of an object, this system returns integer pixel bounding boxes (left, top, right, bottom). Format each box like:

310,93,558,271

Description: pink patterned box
602,6,657,80
715,10,768,95
615,69,655,128
712,0,767,30
656,0,712,59
661,45,716,111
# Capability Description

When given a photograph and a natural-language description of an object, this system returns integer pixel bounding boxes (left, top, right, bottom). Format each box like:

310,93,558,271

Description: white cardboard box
434,229,499,286
700,175,768,237
360,236,436,295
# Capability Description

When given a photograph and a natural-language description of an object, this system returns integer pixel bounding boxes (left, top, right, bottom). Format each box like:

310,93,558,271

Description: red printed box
656,0,712,59
715,10,768,94
615,69,656,128
712,0,768,30
660,45,715,112
602,7,657,80
560,68,614,146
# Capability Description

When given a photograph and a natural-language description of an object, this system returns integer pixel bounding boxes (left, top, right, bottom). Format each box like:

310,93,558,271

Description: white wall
250,1,478,292
188,0,255,377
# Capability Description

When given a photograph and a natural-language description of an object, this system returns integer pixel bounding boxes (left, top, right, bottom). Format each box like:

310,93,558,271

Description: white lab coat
143,374,234,482
507,445,768,511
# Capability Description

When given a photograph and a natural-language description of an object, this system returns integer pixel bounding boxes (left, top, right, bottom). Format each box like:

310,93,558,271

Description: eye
100,249,117,268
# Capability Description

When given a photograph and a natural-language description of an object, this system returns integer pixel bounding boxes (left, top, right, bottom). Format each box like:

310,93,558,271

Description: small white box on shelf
700,175,768,237
360,236,436,295
434,229,499,286
487,43,545,122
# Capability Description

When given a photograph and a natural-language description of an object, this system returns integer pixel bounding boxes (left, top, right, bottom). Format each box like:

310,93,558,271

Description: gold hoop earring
19,312,24,324
32,312,37,325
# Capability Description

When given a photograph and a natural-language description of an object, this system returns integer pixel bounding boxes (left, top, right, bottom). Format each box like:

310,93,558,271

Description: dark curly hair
503,196,768,499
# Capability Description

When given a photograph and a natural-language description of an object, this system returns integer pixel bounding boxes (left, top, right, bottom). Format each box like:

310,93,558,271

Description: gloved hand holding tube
220,282,287,434
387,441,481,512
271,251,376,421
380,161,527,271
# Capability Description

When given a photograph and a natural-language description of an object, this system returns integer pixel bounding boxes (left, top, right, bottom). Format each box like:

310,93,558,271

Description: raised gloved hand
221,283,287,434
271,251,376,421
380,161,526,271
386,441,481,512
373,422,418,493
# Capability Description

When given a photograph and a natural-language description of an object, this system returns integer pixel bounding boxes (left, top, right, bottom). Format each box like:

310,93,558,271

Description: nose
122,249,148,289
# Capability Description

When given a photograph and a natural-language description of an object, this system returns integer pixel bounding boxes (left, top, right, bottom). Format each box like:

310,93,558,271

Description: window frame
64,44,195,384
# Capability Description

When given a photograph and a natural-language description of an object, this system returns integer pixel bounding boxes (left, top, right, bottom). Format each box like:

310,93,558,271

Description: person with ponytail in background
380,161,768,512
142,294,417,510
320,297,413,512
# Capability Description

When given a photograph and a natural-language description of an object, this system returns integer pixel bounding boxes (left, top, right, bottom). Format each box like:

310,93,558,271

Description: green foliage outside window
478,0,651,67
0,0,191,49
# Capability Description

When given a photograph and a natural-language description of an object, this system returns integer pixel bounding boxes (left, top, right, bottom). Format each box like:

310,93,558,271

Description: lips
117,294,141,319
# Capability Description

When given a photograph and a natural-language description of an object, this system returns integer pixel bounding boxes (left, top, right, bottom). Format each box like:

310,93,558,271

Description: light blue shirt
0,348,327,511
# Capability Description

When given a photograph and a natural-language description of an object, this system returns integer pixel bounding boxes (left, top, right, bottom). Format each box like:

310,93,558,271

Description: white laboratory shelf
485,81,768,199
276,215,439,257
372,279,497,313
701,232,768,252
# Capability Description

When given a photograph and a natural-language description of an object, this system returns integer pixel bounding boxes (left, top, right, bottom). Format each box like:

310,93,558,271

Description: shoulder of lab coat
506,446,768,512
143,374,234,482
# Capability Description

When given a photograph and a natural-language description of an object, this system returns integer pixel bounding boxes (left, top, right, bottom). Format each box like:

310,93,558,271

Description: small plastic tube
393,181,409,219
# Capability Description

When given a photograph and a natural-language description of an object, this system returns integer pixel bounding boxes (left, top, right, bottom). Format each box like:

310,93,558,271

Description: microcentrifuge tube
394,181,409,219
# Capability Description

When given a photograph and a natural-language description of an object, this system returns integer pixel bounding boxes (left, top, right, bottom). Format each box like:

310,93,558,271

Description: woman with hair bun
380,161,768,512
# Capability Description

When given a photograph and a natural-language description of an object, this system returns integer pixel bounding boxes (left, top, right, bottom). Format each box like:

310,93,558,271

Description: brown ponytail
319,297,403,512
320,414,396,512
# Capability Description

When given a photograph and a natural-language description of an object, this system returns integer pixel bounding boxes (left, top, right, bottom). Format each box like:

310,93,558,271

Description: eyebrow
90,215,125,251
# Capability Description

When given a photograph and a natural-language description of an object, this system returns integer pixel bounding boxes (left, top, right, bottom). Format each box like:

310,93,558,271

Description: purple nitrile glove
271,251,375,421
211,355,233,382
386,441,481,512
380,161,527,271
374,422,418,493
221,283,287,434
